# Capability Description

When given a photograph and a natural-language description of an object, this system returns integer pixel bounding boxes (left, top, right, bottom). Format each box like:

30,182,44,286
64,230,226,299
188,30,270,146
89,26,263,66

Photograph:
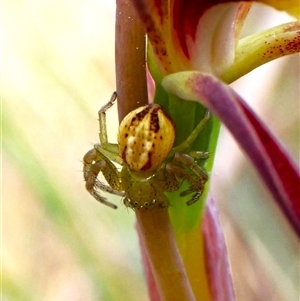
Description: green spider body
83,92,209,210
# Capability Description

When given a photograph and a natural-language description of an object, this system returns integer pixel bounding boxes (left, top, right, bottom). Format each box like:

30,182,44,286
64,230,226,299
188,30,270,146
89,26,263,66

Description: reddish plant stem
115,1,196,300
115,0,148,121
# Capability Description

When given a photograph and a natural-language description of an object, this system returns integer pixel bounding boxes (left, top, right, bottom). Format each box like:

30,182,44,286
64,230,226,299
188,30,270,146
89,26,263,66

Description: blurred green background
2,1,299,301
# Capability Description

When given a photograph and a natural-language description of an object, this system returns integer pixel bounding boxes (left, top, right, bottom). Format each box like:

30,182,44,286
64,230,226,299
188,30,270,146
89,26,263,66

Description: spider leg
88,183,118,209
166,152,209,205
168,110,210,157
188,150,209,160
83,148,123,209
94,179,125,197
156,166,180,193
96,93,121,156
163,110,210,205
98,92,118,151
174,152,208,182
94,143,122,165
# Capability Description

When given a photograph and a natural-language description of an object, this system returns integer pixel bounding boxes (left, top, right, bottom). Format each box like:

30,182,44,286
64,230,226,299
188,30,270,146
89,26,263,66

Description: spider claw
186,191,203,206
89,189,118,209
180,186,204,205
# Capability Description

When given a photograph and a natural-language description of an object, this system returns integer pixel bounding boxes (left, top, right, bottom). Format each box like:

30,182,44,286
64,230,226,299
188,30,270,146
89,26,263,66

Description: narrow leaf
162,72,300,236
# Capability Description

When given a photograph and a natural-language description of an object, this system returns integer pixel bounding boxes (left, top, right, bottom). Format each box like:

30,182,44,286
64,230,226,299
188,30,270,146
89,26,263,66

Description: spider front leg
83,148,124,209
95,92,123,164
97,92,120,155
166,152,209,205
168,110,210,157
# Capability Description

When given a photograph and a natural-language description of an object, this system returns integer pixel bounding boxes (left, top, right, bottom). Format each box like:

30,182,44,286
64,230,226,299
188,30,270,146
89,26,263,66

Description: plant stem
115,1,196,300
115,0,148,121
136,208,196,301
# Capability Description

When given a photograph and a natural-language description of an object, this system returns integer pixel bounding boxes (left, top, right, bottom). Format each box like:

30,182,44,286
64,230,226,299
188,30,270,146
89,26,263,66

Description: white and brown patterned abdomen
118,104,175,172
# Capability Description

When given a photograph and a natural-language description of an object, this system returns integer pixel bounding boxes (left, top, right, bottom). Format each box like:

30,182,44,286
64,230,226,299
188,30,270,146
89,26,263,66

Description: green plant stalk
115,1,196,300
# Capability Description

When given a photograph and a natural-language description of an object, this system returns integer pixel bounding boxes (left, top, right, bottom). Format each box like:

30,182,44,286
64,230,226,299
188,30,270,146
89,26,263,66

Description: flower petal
221,21,300,82
258,0,300,19
131,0,173,73
203,195,236,301
132,1,252,76
162,71,300,236
188,2,251,76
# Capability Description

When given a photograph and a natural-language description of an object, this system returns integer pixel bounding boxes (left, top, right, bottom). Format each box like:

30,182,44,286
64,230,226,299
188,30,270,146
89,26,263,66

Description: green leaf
153,80,220,230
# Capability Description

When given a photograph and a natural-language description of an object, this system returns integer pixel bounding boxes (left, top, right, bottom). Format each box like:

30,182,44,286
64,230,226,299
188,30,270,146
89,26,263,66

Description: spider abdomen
118,104,175,172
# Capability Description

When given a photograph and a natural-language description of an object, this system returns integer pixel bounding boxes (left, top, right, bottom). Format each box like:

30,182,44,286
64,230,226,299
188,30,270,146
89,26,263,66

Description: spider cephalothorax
83,92,209,210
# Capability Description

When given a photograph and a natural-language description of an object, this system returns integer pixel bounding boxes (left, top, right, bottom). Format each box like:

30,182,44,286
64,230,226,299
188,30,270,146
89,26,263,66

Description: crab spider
83,92,210,210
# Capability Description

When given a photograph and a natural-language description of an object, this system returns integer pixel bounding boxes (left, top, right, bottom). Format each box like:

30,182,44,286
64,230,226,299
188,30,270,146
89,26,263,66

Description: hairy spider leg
98,91,119,154
174,152,208,182
94,143,123,166
158,165,181,193
165,160,206,206
164,111,211,205
94,92,123,164
168,110,210,157
83,149,124,209
189,150,209,160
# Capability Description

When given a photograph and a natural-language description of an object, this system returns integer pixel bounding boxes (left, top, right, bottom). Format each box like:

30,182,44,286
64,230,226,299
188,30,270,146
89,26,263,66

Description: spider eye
118,104,175,172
